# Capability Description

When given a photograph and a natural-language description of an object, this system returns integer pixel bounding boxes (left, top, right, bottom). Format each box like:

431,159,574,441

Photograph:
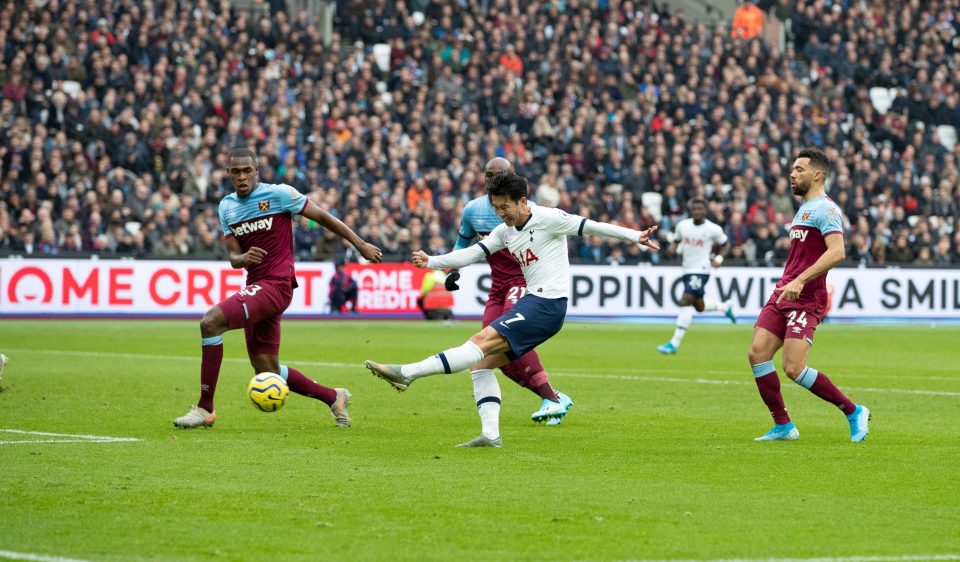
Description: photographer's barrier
2,258,959,321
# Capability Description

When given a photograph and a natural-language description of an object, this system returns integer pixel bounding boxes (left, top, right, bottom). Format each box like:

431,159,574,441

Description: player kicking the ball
748,148,869,442
446,158,572,448
657,198,736,355
365,172,659,446
174,147,382,430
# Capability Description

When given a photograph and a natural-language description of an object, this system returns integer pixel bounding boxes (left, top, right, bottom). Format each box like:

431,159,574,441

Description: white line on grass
0,429,141,445
3,348,959,398
0,550,93,562
632,554,960,562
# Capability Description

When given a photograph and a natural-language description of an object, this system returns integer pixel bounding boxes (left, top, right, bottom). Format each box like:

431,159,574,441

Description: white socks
401,340,486,379
702,298,731,312
670,306,694,347
471,369,501,439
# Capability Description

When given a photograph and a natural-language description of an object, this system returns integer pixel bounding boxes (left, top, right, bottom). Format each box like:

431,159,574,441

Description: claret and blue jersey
218,182,307,284
778,195,844,310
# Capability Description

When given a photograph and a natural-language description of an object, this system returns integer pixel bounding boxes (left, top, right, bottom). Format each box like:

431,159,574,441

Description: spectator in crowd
0,0,957,270
329,260,359,314
732,0,765,39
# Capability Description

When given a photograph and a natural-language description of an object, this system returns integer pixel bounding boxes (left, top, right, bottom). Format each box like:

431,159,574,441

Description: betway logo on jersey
232,217,273,237
790,228,809,242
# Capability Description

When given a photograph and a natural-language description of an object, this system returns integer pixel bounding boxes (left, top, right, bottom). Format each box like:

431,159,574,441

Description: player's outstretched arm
776,234,845,303
411,243,489,270
581,220,661,251
301,200,382,263
225,236,266,269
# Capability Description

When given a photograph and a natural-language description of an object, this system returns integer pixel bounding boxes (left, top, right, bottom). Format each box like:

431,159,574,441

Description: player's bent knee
781,362,804,381
747,346,772,365
469,327,510,356
199,309,226,337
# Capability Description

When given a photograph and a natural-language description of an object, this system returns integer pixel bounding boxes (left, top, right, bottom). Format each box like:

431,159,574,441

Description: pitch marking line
3,348,959,398
0,551,93,562
0,429,141,445
631,554,960,562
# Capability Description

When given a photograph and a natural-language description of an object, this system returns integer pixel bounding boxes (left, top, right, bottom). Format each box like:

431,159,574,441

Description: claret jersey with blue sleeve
778,195,843,312
218,182,308,284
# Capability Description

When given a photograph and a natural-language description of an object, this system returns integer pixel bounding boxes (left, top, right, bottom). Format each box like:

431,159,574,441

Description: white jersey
429,205,587,299
673,218,727,273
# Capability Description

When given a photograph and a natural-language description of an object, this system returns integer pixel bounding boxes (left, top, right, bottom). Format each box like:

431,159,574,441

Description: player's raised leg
368,294,565,428
782,338,869,442
365,327,502,390
702,297,737,323
747,325,797,441
174,305,229,429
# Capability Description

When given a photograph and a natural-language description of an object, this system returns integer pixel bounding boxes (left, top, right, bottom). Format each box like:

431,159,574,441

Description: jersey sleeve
218,203,232,237
453,206,477,251
279,184,308,214
671,222,685,243
712,223,728,245
545,208,588,236
819,202,843,235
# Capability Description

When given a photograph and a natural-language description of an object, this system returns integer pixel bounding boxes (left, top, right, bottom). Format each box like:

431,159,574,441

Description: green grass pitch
1,319,958,561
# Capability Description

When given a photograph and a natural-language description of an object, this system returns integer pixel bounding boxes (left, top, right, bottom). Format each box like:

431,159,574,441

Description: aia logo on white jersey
789,229,809,242
512,248,539,266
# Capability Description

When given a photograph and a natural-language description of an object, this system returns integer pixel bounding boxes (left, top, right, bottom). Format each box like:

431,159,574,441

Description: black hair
227,147,258,164
796,147,830,176
486,172,529,202
689,197,707,209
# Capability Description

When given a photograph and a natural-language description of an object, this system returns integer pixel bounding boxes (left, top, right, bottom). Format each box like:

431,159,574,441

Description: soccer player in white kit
657,198,736,355
364,172,660,446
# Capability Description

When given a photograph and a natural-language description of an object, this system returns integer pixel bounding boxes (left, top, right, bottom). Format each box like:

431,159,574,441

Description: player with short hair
446,158,572,448
364,172,660,446
174,147,382,429
657,198,736,355
748,147,869,442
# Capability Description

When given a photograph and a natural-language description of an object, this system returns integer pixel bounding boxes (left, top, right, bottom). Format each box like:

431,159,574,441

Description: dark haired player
657,197,736,355
748,148,870,442
447,158,572,447
174,148,382,429
364,172,659,447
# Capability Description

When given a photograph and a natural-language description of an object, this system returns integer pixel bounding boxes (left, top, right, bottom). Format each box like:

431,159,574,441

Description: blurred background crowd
1,0,959,267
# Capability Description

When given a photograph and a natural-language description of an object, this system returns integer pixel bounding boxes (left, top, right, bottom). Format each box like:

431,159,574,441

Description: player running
657,198,736,355
174,147,382,429
447,158,572,448
364,172,660,446
748,147,870,442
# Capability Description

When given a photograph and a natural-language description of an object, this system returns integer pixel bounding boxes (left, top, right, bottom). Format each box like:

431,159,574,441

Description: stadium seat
641,192,663,222
373,44,391,73
868,87,899,115
937,125,957,151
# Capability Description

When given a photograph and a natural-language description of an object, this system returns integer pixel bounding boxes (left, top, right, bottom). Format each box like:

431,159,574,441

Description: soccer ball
247,372,288,412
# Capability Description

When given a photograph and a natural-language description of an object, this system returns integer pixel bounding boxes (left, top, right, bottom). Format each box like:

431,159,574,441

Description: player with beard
748,148,870,442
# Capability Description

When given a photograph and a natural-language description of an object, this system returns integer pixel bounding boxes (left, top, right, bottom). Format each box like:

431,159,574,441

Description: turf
0,319,958,562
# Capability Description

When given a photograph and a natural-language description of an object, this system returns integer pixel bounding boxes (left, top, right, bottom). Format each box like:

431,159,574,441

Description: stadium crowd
0,0,959,267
